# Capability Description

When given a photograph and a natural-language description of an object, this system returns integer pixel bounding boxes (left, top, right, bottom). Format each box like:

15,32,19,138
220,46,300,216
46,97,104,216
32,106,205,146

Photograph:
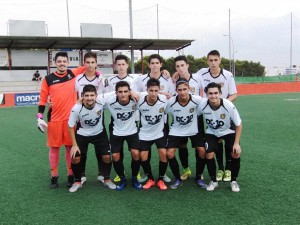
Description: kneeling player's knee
72,156,81,164
206,152,214,160
166,151,174,159
102,155,111,163
112,153,120,162
231,153,240,159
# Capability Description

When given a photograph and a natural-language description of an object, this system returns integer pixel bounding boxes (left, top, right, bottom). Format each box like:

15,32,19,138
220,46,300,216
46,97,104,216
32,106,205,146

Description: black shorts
75,131,110,156
110,133,140,153
205,133,235,153
167,133,205,149
139,136,167,151
178,115,205,146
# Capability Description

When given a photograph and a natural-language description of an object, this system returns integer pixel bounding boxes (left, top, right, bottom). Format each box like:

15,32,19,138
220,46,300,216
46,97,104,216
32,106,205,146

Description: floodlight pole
129,0,135,73
66,0,70,37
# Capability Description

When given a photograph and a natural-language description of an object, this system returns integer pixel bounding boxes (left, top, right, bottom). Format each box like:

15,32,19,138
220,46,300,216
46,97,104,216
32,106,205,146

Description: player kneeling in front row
199,82,242,192
68,85,116,192
166,78,207,189
137,78,169,190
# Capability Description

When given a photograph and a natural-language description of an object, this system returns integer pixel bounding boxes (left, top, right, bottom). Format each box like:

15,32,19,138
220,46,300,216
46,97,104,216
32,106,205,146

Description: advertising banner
14,92,40,106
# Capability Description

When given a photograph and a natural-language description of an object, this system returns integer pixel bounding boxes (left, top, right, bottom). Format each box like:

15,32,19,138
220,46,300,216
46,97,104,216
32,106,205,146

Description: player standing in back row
197,50,237,182
36,51,86,188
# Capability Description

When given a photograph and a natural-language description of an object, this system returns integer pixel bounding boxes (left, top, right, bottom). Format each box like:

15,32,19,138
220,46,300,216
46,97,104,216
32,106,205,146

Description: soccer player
131,54,174,183
36,51,86,188
166,78,206,189
104,54,136,92
105,81,142,190
198,82,242,192
173,55,206,186
103,54,141,183
137,78,168,190
197,50,238,182
75,52,105,185
68,84,116,192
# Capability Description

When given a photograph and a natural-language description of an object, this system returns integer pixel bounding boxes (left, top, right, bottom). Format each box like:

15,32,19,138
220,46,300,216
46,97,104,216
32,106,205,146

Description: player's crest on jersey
132,105,136,110
160,85,164,91
159,107,164,113
67,74,72,79
189,108,195,113
190,87,195,93
220,114,226,119
97,110,102,115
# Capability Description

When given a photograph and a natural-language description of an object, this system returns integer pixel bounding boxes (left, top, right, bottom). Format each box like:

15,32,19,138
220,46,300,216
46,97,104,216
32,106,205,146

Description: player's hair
204,82,222,94
174,55,188,64
115,54,129,63
84,52,97,62
54,52,68,62
207,50,220,58
82,84,97,96
148,54,163,63
115,81,130,92
176,78,189,89
147,78,160,89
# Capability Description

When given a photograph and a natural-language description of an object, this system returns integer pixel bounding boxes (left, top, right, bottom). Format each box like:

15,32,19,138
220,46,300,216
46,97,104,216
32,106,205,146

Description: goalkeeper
36,52,86,189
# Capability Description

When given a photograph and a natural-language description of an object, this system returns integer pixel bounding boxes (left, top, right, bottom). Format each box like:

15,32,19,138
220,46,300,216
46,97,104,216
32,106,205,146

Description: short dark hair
84,52,97,62
82,84,97,96
115,54,129,63
115,81,130,92
174,55,188,64
204,82,222,94
147,78,160,89
148,54,162,64
54,52,68,62
176,78,189,89
207,50,220,58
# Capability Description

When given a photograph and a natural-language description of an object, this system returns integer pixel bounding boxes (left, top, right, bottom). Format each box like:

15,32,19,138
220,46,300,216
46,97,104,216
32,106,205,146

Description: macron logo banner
15,93,40,106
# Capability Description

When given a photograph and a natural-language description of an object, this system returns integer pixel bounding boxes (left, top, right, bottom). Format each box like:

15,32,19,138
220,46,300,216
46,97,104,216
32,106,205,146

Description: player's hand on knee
70,146,81,159
232,143,241,155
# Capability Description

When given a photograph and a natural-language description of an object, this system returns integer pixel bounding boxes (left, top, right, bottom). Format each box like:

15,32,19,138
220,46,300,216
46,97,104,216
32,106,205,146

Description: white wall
0,70,47,81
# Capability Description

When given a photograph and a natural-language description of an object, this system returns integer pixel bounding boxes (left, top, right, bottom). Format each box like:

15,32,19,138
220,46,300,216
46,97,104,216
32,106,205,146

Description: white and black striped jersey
137,94,167,141
166,94,202,136
197,68,237,99
198,98,241,137
104,74,137,93
75,73,104,98
105,95,138,136
68,99,105,136
131,73,176,95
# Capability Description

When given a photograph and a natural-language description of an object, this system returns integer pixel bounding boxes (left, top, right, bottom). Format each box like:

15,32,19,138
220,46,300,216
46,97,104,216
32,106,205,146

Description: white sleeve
228,74,237,95
167,78,176,95
228,102,241,126
68,104,79,128
131,76,141,92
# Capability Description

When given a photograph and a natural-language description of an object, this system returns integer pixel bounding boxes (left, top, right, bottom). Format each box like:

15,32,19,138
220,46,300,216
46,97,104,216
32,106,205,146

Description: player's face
84,57,97,73
207,55,221,70
175,60,189,76
148,58,162,74
55,56,69,73
116,86,130,104
176,83,190,100
147,85,160,101
82,91,97,108
116,59,129,75
207,87,221,104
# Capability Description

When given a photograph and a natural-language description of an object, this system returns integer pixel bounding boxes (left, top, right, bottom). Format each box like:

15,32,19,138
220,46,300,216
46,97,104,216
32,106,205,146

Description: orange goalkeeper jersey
39,67,86,122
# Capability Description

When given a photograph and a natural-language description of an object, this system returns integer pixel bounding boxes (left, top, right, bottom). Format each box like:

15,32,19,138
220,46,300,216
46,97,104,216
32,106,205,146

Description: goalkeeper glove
36,113,48,133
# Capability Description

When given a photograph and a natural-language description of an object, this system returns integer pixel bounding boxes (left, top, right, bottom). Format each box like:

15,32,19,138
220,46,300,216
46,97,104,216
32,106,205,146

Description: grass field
1,93,300,225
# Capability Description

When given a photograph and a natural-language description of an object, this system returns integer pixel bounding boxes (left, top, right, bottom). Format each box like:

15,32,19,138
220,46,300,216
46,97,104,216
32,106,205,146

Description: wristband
36,113,44,119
